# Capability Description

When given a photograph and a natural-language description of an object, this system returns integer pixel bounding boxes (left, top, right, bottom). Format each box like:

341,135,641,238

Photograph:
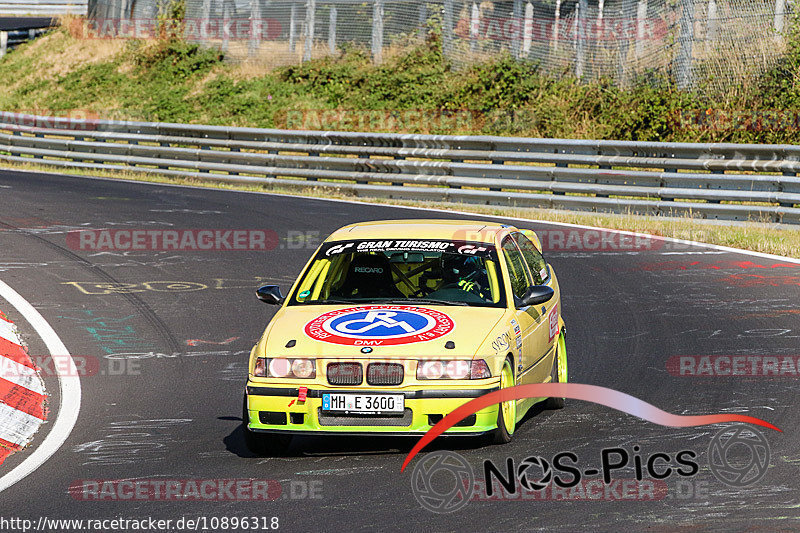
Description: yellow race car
243,219,567,454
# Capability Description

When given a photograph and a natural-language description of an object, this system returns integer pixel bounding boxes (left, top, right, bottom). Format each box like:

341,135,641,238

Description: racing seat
332,254,405,299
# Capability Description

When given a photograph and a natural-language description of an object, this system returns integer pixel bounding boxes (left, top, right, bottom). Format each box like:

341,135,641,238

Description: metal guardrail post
552,0,561,51
249,0,262,58
575,0,587,78
289,2,298,52
635,0,647,59
443,0,454,60
201,0,211,39
675,0,695,89
706,0,718,42
774,0,786,40
511,0,522,58
304,0,316,61
328,6,337,55
222,1,231,53
470,2,479,53
522,1,533,57
372,0,384,64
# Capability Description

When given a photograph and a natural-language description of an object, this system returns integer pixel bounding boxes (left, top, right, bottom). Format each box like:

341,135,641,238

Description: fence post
774,0,786,38
289,3,297,52
618,0,635,86
575,0,587,78
706,0,718,42
249,0,261,57
372,0,384,64
329,6,337,54
417,2,427,38
201,0,211,41
470,2,479,53
635,0,647,58
304,0,316,61
443,0,454,59
0,32,6,59
522,1,533,56
511,0,522,58
675,0,695,89
222,0,231,53
552,0,561,51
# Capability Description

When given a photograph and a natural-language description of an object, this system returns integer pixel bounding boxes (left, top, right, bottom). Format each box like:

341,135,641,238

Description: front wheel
242,394,292,456
545,330,567,410
491,358,517,444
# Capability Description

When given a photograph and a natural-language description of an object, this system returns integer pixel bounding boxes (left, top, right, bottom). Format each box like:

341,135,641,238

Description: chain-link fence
87,0,792,90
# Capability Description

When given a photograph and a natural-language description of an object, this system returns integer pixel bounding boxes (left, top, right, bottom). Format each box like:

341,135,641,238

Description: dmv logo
305,306,455,346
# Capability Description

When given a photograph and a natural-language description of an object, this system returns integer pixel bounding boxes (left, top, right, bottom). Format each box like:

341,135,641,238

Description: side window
514,233,548,285
501,237,530,299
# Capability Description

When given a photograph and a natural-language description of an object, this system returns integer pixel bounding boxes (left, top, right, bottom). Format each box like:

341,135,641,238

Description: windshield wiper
305,298,363,304
362,298,470,307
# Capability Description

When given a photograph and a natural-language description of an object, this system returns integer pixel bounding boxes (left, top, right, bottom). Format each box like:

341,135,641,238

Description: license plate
322,393,404,414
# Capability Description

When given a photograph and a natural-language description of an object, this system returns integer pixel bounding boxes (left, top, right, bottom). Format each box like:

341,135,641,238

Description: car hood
261,304,507,358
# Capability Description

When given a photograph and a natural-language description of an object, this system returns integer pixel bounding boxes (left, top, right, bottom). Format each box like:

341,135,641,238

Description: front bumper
244,383,500,436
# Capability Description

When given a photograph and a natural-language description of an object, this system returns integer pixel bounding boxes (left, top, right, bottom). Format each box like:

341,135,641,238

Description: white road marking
0,279,81,494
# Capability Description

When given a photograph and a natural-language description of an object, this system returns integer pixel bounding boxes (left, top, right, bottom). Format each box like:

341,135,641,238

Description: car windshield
288,239,506,307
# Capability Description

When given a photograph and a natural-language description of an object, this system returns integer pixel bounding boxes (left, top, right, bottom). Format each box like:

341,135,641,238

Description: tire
491,358,517,444
242,394,292,456
545,331,567,410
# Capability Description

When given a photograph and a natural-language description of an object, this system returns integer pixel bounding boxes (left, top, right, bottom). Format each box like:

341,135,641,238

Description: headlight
417,359,491,380
253,357,316,379
446,360,470,379
418,360,445,380
268,358,291,377
291,359,315,379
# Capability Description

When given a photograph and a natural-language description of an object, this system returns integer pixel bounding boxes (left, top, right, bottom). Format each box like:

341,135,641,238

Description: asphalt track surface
0,168,798,532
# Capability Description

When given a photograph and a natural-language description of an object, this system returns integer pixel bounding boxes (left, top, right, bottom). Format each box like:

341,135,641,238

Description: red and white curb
0,311,47,465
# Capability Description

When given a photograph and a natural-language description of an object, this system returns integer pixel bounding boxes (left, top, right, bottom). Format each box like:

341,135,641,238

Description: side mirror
256,285,284,305
518,285,554,308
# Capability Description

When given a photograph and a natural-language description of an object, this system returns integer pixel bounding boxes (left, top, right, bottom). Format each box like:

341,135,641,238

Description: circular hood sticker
304,306,454,346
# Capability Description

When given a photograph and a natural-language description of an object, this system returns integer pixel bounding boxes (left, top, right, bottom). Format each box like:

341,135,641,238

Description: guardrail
1,111,799,224
0,0,86,16
0,27,48,56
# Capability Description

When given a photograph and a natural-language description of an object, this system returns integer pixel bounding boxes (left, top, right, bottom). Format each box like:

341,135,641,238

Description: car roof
325,219,513,244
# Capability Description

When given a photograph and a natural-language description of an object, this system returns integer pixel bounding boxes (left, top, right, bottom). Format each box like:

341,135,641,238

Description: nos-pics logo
410,424,771,513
